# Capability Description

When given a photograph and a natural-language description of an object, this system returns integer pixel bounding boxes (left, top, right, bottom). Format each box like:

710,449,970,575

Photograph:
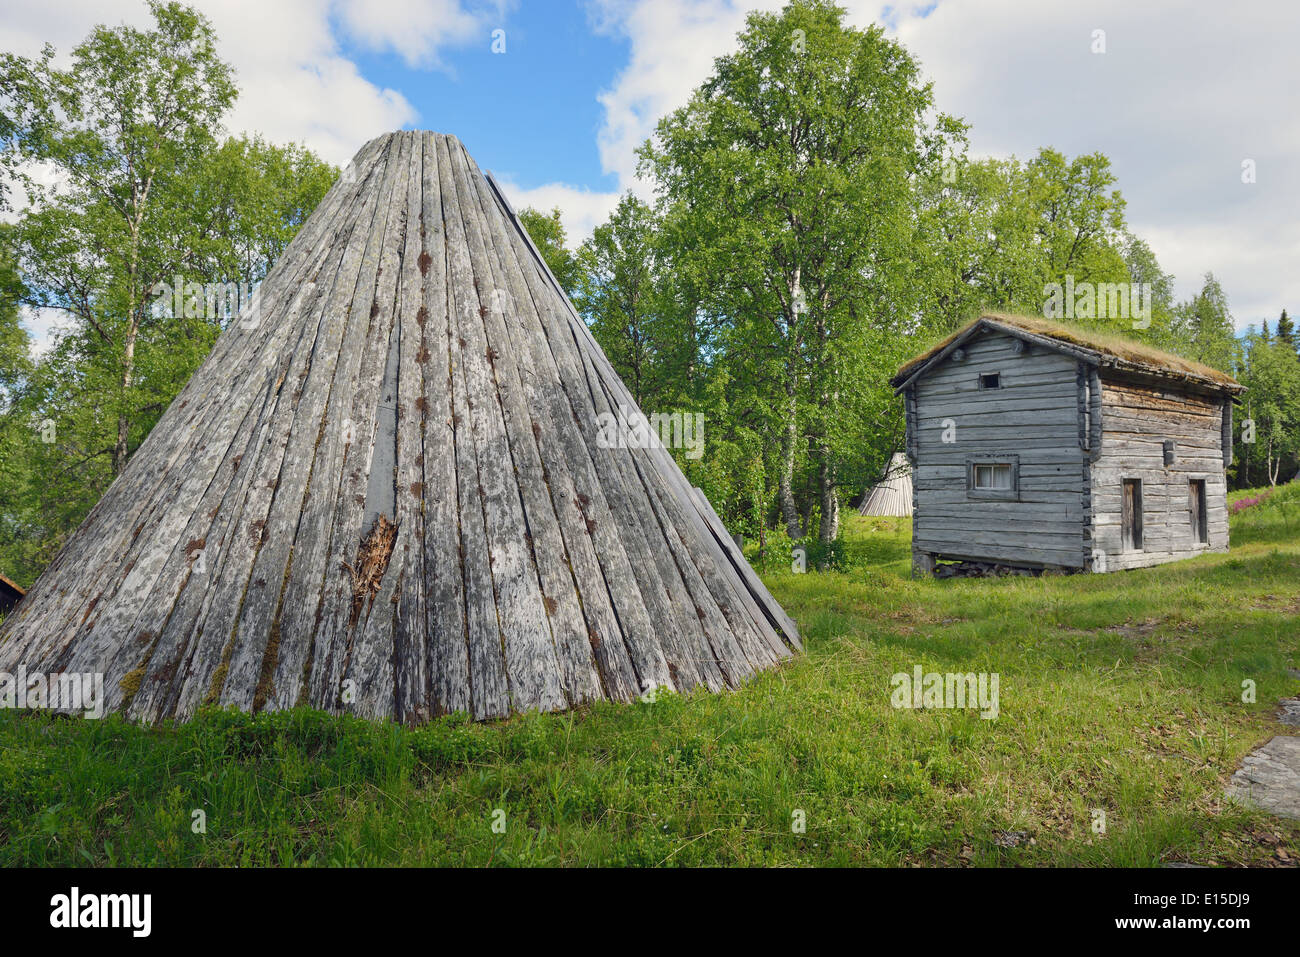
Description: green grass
2,488,1298,866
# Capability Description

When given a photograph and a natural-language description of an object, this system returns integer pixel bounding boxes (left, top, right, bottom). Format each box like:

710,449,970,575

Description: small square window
973,464,1013,489
967,457,1019,499
979,373,1001,389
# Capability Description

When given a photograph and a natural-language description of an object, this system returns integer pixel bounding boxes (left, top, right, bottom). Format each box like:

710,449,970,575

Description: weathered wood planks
902,317,1242,576
0,130,800,722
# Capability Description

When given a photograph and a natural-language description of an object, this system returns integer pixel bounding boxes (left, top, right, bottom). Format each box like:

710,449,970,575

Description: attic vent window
979,372,1001,390
1163,440,1177,466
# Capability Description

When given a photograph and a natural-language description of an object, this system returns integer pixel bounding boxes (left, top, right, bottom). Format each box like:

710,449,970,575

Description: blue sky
335,3,628,194
3,0,1298,352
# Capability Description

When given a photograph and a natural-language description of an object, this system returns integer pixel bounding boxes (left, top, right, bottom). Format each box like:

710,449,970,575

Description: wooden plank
545,260,795,659
488,207,679,695
445,138,567,714
465,163,643,703
481,166,797,656
143,362,298,720
452,141,603,712
9,135,392,673
344,134,428,721
267,135,408,715
214,262,360,713
416,132,473,717
296,133,415,716
433,134,511,719
387,133,432,723
456,154,608,705
116,368,284,719
572,344,716,692
915,540,1086,566
122,156,394,721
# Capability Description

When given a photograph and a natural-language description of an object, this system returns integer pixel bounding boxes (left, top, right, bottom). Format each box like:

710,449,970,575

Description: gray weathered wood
903,320,1240,575
0,131,801,722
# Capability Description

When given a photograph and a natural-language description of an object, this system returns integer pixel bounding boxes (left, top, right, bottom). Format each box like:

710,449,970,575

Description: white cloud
334,0,500,69
590,0,787,189
18,306,71,358
0,0,499,167
213,0,417,165
496,178,621,249
590,0,1299,329
889,0,1300,327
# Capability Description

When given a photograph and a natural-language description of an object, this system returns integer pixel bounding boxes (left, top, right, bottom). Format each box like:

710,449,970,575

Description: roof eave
892,315,1243,397
891,317,1102,393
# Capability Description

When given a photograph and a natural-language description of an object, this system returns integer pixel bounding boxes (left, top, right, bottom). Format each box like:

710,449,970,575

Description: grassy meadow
1,486,1298,867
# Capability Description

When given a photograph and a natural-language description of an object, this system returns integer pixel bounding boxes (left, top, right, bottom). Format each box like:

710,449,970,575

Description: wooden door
1122,479,1143,551
1189,480,1207,544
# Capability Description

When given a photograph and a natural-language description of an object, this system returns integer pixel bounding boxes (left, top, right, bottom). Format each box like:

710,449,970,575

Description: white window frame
966,455,1020,501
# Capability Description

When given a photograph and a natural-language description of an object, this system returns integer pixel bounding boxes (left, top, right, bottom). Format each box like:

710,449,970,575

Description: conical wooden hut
858,453,913,517
0,131,799,723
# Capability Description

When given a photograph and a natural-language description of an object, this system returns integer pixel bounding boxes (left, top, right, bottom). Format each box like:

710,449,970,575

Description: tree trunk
777,374,802,538
812,292,837,560
115,199,147,477
817,452,838,559
113,318,140,476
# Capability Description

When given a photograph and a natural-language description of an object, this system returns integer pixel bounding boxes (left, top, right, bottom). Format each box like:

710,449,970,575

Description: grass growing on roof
0,489,1296,866
895,312,1242,388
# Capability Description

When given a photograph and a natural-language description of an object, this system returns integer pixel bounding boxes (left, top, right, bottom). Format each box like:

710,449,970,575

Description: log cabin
891,313,1245,576
0,574,24,616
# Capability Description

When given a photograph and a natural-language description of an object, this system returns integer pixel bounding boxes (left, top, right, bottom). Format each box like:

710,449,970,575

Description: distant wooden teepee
858,453,913,517
0,131,799,723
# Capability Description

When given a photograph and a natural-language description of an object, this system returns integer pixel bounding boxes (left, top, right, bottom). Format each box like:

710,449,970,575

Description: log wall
1088,376,1230,571
909,329,1087,571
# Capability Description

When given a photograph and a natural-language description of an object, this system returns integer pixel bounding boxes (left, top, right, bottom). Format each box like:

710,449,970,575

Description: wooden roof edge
892,315,1244,396
0,573,26,596
890,318,1095,392
1092,355,1248,398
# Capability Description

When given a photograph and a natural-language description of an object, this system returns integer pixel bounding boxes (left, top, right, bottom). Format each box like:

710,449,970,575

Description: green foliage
0,4,336,585
916,147,1167,346
1273,308,1294,350
1236,330,1300,487
589,0,1205,549
635,0,959,548
1171,272,1237,372
578,193,680,409
1,504,1296,866
0,236,29,400
517,205,588,301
